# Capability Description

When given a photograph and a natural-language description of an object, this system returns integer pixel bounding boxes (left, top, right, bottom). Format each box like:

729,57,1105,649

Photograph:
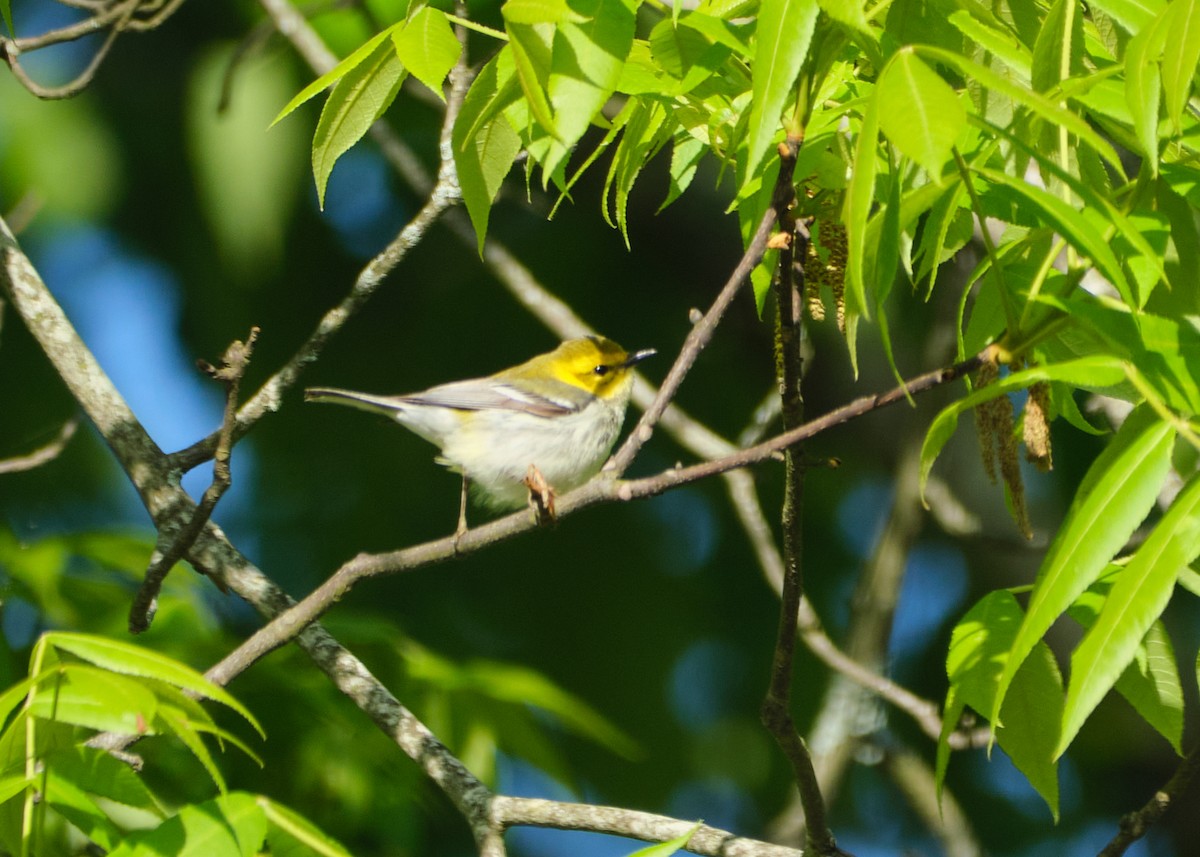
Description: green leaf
272,27,399,125
46,746,163,815
311,36,407,208
108,793,266,857
946,11,1031,81
0,1,11,38
1059,471,1200,756
453,55,523,251
744,0,819,181
43,769,123,850
938,591,1062,818
650,17,713,78
919,356,1129,499
1114,620,1184,754
876,50,965,179
542,0,637,178
989,405,1175,731
915,46,1124,172
816,0,874,42
843,90,879,324
1086,0,1163,33
502,0,587,24
975,167,1134,306
505,21,560,139
622,822,702,856
393,7,462,102
677,11,751,55
1124,7,1169,171
43,632,262,735
0,773,33,804
1030,0,1081,95
659,135,706,211
259,796,354,857
1161,0,1200,130
1051,295,1200,414
914,176,967,291
155,701,228,794
28,666,158,734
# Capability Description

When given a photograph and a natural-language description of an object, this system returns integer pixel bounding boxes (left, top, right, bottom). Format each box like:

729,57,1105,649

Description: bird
305,335,655,535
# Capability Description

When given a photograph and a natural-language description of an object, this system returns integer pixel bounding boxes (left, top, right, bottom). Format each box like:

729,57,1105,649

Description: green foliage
0,629,351,857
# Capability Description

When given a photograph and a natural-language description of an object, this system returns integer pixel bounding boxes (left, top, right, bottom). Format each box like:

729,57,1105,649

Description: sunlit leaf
843,90,879,325
27,666,157,734
1162,0,1200,130
311,36,407,208
744,0,819,181
1124,7,1169,171
1059,472,1200,756
947,10,1031,81
876,50,965,179
393,7,462,102
454,55,523,251
272,26,400,125
989,405,1174,732
542,0,637,177
42,632,261,734
937,591,1061,818
502,0,587,23
1085,0,1163,33
1070,586,1184,754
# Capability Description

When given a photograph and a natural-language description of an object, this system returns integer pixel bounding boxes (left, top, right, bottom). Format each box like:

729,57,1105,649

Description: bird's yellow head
505,336,656,399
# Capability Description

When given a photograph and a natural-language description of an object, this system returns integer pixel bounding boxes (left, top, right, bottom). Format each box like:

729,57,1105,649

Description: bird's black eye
593,364,610,376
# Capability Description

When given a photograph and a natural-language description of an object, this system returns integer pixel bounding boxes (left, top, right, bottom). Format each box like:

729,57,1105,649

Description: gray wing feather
401,379,576,417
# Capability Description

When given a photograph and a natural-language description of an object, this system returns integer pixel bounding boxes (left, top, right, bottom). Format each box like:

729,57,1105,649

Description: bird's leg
454,475,470,551
524,464,557,527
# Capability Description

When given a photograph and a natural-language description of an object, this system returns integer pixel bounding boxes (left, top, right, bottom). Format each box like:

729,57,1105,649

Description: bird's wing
401,379,577,417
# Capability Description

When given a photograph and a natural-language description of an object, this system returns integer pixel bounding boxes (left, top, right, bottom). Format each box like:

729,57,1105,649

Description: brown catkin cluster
1023,381,1053,472
973,360,1032,540
803,220,847,331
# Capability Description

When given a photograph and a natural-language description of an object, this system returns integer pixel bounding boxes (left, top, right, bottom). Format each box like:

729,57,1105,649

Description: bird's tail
304,387,406,417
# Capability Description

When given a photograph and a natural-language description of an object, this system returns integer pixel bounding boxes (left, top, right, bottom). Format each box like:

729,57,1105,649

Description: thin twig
758,136,844,856
1,0,140,99
1099,743,1200,856
0,418,79,475
606,186,782,476
128,327,260,634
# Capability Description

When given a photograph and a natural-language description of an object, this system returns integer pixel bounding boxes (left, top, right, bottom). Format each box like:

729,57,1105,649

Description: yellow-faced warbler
305,336,655,531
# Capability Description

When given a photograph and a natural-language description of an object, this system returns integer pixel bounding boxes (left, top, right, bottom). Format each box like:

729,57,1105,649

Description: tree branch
489,796,805,856
129,327,260,633
757,136,843,856
1099,742,1200,856
0,417,78,475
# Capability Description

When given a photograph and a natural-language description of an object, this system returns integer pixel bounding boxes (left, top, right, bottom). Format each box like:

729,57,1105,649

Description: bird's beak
624,348,656,368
